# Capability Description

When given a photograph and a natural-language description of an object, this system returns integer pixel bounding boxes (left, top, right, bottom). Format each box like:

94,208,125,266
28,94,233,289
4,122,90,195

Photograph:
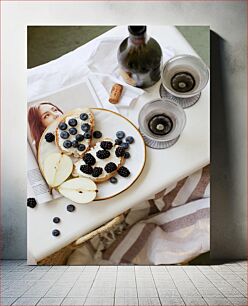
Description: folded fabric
67,165,210,265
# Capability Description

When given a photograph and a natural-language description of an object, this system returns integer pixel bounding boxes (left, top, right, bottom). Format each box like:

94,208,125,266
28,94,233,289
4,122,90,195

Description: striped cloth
67,165,210,265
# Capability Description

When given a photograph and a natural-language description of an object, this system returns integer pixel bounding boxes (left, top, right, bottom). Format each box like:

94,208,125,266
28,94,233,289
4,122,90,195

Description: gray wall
2,1,246,259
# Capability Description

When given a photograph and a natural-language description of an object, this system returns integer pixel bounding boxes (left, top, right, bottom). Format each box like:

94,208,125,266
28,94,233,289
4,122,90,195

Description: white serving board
38,108,146,200
28,26,209,262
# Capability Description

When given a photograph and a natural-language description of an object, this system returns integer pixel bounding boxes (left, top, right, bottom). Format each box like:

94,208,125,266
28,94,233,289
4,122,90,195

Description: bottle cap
128,26,146,36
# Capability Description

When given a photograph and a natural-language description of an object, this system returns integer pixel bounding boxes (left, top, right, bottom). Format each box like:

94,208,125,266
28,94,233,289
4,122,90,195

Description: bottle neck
129,33,147,46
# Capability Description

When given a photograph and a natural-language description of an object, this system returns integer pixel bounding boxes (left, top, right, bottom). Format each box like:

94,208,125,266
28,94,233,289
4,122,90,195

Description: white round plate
38,108,146,201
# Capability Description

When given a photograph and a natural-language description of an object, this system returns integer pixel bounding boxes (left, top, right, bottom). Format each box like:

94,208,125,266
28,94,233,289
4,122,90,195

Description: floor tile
157,288,180,298
37,297,64,305
12,297,40,305
182,297,207,305
115,287,137,298
139,297,161,305
115,297,138,305
160,297,185,305
0,297,17,305
84,297,114,305
204,297,232,305
61,297,86,305
137,287,158,297
228,297,248,305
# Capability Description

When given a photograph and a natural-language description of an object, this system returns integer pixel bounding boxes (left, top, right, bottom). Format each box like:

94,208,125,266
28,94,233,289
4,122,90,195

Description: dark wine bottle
117,26,163,89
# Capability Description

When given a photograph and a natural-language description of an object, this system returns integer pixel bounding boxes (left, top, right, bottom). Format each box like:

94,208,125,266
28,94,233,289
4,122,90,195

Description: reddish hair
28,102,63,152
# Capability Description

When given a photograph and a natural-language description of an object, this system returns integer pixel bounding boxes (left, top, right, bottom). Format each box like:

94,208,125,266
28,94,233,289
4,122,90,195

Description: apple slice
58,177,97,204
43,153,73,188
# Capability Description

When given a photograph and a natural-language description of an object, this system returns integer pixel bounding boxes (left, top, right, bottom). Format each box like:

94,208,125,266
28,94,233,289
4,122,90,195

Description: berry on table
105,162,117,173
118,166,130,177
27,198,37,208
63,140,72,149
69,128,77,135
115,139,122,145
76,134,84,142
100,141,113,150
126,136,134,144
81,123,90,132
115,146,125,157
72,140,78,148
80,113,88,121
52,229,60,237
45,132,55,142
80,164,93,174
92,167,103,177
78,144,86,151
96,150,110,159
120,142,129,149
116,131,125,139
68,118,77,127
53,217,60,224
124,152,130,159
110,177,118,184
58,122,67,130
60,131,69,139
84,132,91,139
93,131,102,139
83,153,96,166
67,204,76,212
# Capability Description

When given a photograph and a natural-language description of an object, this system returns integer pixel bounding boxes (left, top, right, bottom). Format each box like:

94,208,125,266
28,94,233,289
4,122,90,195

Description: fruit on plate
58,177,97,204
43,153,73,188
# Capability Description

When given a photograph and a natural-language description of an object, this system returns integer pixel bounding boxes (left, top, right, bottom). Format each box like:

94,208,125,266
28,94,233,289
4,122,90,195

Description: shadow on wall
210,31,246,261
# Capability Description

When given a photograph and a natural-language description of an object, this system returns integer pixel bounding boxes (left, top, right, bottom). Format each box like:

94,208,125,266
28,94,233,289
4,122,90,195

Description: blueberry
124,152,130,159
72,140,78,148
67,204,75,212
78,144,86,151
110,177,118,184
120,142,129,149
69,128,77,135
126,136,134,144
53,217,60,224
63,140,72,148
116,131,125,139
45,132,55,142
27,198,37,208
81,123,90,132
93,131,102,139
84,132,91,139
52,229,60,237
115,139,122,145
76,134,84,142
60,131,69,139
68,118,77,126
58,122,67,130
80,113,88,121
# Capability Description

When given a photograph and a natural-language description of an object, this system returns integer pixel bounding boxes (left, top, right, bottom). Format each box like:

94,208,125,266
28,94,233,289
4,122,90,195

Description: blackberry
118,166,130,177
81,123,90,132
120,142,129,149
80,164,93,174
110,177,118,184
76,134,84,142
80,113,88,121
63,140,72,148
78,144,86,152
115,146,125,157
60,131,69,139
53,217,60,224
52,229,60,237
68,118,77,126
84,132,91,139
100,141,113,150
83,153,96,166
93,131,102,139
115,139,122,145
124,152,131,159
72,140,78,148
92,167,103,177
58,122,67,130
105,162,117,173
96,150,110,159
116,131,125,139
45,132,55,142
67,204,75,212
27,198,37,208
126,136,134,144
69,127,77,135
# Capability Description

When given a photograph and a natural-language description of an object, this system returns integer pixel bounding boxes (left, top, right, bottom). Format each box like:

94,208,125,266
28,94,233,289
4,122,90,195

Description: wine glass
160,54,209,108
138,99,186,149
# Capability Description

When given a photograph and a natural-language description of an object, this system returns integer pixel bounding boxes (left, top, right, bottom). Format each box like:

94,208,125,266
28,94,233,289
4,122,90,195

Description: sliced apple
43,153,73,188
58,177,97,204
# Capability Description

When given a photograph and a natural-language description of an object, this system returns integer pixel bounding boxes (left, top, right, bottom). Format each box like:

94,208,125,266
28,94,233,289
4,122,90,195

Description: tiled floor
1,261,247,305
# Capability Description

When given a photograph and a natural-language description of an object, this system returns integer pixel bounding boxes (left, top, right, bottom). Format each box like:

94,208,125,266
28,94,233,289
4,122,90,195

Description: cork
109,83,123,104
